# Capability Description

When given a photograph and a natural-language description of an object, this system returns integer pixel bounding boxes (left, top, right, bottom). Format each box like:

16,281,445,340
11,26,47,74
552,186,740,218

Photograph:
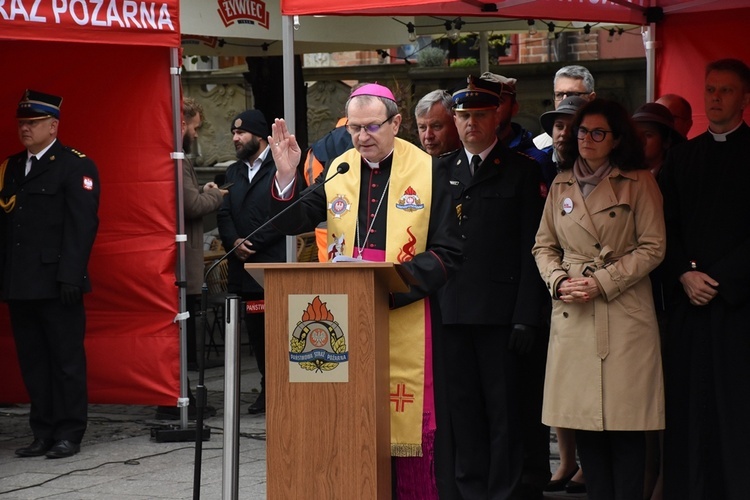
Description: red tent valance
280,0,647,24
0,0,179,47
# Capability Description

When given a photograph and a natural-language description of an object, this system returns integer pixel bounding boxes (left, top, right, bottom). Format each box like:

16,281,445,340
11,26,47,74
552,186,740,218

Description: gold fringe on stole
391,442,424,458
326,139,433,457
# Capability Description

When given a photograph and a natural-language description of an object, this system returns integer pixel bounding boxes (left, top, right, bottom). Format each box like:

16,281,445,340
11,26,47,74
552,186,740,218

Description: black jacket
217,151,299,295
438,142,547,327
0,140,100,300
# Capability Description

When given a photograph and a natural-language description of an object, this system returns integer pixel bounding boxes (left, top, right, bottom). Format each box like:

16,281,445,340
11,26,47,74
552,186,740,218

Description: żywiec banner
218,0,269,29
0,0,179,46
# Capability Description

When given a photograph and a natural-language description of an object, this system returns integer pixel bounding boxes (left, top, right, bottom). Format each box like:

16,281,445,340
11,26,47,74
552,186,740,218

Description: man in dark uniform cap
0,90,100,459
437,75,548,499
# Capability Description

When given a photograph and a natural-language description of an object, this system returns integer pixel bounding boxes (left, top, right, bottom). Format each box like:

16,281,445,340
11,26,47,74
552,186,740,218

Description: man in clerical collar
659,58,750,500
267,82,462,499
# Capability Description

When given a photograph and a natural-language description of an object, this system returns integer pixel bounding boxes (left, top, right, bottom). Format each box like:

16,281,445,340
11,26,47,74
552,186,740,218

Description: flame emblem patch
289,296,348,373
395,186,424,212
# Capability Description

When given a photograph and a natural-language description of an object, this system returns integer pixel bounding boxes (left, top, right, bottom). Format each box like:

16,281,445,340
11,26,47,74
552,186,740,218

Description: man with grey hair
533,65,596,150
415,89,461,157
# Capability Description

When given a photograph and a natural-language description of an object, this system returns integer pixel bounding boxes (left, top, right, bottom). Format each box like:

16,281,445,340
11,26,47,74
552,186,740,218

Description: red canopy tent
0,1,183,406
280,0,750,139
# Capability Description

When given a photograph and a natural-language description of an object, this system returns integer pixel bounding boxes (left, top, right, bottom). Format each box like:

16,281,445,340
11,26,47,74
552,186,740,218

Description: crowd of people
3,56,749,500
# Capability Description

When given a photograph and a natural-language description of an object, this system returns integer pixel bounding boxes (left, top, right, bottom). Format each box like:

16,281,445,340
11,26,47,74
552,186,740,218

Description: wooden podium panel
246,263,404,500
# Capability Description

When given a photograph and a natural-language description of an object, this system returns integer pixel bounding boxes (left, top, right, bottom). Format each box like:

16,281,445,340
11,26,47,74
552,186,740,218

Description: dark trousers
575,430,646,500
243,292,265,390
9,298,88,443
444,324,522,500
517,327,551,496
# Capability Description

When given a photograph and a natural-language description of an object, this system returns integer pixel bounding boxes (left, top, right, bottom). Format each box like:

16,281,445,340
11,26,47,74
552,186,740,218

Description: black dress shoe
45,440,80,459
543,465,579,492
565,480,587,494
247,391,265,415
15,438,55,457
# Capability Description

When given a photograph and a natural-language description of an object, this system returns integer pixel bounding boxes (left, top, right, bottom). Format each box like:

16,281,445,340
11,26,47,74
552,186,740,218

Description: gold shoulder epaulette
66,147,87,158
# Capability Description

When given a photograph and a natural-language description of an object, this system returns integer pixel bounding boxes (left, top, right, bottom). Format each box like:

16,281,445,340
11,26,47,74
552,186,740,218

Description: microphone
203,161,350,283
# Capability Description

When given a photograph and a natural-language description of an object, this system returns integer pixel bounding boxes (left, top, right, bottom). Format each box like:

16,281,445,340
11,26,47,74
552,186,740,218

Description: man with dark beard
217,109,297,414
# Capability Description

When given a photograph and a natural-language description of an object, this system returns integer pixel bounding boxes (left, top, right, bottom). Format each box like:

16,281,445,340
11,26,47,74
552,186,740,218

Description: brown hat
632,102,685,143
479,72,517,95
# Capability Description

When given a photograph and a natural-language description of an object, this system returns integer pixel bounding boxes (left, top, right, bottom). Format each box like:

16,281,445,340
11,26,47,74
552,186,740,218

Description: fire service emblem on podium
288,295,349,382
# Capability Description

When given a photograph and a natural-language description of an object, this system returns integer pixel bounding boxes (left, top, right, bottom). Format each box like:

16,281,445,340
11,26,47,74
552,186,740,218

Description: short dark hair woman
533,98,666,500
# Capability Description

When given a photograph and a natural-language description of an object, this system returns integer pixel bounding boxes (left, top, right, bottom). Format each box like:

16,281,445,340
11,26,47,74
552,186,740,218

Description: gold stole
326,138,432,457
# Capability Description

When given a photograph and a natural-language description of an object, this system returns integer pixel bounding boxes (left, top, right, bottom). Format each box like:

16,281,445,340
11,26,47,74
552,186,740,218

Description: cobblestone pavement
1,351,585,499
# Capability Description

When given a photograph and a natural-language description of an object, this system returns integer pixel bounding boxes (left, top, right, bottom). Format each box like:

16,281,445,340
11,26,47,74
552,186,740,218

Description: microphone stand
191,162,350,499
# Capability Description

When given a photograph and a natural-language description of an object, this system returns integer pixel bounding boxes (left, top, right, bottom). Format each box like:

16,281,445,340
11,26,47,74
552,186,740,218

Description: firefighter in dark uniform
0,90,100,459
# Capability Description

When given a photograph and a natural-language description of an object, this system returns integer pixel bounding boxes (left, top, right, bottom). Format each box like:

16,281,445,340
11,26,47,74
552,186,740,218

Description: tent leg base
150,425,211,442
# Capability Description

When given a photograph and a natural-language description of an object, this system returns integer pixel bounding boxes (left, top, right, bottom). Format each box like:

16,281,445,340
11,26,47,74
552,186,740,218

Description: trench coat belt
562,246,624,360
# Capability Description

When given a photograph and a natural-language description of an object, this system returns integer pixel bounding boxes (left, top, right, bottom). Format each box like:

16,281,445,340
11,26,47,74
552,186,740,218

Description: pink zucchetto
350,83,397,102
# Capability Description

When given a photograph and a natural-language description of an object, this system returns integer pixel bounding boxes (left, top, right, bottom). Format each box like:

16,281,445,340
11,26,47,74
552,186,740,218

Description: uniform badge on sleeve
83,176,94,191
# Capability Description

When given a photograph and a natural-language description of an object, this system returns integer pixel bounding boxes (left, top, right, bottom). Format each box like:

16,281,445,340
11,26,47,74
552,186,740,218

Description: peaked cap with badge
452,75,504,111
17,89,63,120
478,72,517,96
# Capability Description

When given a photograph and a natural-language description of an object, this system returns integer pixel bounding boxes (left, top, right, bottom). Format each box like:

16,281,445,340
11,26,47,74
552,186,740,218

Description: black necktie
470,155,481,176
27,156,38,176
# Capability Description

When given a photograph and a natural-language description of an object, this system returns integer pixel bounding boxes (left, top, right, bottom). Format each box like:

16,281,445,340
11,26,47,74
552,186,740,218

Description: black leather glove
60,283,82,306
508,323,537,355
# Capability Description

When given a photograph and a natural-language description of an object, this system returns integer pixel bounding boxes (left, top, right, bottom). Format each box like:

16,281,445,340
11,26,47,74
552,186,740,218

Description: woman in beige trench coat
533,99,665,500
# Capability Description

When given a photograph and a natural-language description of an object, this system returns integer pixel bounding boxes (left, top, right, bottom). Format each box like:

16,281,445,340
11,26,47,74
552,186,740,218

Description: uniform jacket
438,141,547,327
533,167,665,431
183,158,223,295
0,140,100,300
217,152,296,295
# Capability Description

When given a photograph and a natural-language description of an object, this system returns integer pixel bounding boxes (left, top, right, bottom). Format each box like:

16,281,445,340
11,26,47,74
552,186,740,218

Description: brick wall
517,32,599,63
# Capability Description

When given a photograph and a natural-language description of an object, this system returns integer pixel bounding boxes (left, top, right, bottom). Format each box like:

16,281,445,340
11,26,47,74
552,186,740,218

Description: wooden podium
245,262,408,500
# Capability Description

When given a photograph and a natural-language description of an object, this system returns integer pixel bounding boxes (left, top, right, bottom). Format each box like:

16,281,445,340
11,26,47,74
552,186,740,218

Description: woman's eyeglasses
576,126,613,143
345,116,394,135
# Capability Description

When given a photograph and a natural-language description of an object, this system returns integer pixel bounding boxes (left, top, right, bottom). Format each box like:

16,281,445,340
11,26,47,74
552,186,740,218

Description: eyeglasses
345,116,394,135
553,91,591,101
576,126,613,143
